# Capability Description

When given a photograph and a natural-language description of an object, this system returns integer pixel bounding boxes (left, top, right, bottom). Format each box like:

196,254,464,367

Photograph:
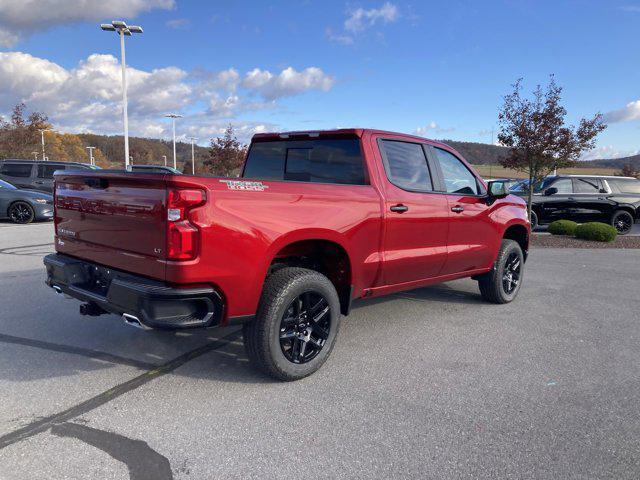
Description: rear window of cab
243,138,367,185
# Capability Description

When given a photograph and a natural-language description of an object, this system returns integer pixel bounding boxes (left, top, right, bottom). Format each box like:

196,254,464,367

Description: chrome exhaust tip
52,285,62,294
122,313,151,330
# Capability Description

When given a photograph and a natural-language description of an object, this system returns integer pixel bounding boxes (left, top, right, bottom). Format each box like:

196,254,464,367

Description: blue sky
0,0,638,159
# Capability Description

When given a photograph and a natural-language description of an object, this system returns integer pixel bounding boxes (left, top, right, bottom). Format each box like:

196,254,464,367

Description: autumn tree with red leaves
497,76,606,219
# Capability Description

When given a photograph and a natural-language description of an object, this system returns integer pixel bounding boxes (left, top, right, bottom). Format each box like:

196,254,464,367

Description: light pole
38,128,52,161
86,146,96,166
101,20,143,171
162,155,167,167
164,113,182,169
188,137,197,174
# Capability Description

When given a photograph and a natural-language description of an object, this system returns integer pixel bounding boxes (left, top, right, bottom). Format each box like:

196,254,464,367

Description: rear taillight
166,188,205,260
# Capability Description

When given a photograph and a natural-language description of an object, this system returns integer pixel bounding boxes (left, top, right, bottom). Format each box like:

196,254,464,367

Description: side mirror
487,180,508,200
544,187,558,196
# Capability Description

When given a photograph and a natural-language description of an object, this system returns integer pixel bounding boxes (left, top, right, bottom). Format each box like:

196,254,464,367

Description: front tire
9,201,35,224
243,267,341,381
611,210,634,235
477,239,524,304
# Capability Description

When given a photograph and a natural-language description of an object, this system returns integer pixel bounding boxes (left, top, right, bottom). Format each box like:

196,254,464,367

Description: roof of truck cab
251,128,450,148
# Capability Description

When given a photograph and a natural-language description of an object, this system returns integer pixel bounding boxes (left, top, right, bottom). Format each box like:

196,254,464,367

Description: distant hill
440,139,639,170
440,140,510,165
580,153,640,169
77,134,209,171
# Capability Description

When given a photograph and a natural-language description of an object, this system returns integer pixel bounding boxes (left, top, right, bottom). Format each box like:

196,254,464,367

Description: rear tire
9,201,35,224
611,210,634,235
243,267,341,381
477,239,524,304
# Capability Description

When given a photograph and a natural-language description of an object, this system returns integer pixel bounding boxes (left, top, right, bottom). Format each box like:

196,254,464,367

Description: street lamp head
101,21,143,35
165,113,183,119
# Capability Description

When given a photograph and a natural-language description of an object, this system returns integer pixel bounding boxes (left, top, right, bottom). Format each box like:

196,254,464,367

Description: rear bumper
44,253,223,329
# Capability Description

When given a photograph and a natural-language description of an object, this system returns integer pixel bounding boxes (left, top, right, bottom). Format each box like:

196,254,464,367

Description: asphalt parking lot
1,222,639,479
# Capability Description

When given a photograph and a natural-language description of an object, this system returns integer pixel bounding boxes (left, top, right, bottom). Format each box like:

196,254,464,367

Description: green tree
203,125,248,177
497,76,606,219
0,103,51,159
616,164,640,179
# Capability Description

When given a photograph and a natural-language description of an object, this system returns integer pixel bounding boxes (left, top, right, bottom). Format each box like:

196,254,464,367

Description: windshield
509,177,556,193
0,179,17,190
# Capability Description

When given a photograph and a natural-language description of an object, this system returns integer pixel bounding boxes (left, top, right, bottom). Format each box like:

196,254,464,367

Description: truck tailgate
54,172,167,280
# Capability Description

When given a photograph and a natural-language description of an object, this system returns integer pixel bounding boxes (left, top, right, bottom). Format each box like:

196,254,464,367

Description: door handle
451,205,464,213
390,204,409,213
567,197,575,201
34,181,44,184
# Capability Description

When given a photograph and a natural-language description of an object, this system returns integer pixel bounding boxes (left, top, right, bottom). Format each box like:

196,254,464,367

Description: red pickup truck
44,129,529,380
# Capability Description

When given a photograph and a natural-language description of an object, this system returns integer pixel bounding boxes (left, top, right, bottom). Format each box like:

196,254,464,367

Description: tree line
0,103,247,176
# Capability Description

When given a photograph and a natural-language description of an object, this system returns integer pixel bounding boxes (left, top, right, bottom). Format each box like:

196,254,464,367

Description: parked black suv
0,160,98,193
510,175,640,234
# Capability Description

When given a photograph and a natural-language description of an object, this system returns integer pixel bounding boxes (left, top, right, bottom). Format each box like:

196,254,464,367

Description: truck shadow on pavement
0,268,487,387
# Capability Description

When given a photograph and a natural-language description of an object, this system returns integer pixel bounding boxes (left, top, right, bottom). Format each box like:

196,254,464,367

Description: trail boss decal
219,180,269,191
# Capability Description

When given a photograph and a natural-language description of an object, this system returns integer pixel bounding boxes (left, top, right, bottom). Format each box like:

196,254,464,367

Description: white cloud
328,2,400,45
0,0,174,46
604,100,640,123
414,122,455,137
344,2,400,33
242,67,334,100
166,18,190,30
325,27,354,45
0,51,334,143
619,5,640,12
580,145,640,161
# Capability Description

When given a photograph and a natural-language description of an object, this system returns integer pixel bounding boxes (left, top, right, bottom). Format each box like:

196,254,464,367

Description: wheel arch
7,199,34,219
263,231,354,316
502,222,529,262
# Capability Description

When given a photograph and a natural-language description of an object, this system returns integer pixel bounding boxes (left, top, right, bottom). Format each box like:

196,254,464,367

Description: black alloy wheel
502,251,521,294
279,291,331,364
612,211,633,235
477,239,524,304
9,202,35,224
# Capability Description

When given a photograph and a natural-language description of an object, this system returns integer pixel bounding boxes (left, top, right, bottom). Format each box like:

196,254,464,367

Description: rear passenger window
608,179,640,194
243,138,367,185
379,140,432,191
434,148,479,195
552,178,573,194
1,163,33,178
574,178,601,193
38,164,65,179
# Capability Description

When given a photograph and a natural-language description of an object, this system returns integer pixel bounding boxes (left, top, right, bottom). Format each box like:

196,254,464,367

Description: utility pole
188,137,197,174
38,128,52,161
165,113,182,169
101,21,143,171
86,146,96,166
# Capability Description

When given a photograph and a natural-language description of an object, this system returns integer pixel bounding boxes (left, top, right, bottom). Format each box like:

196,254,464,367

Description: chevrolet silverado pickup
44,129,530,380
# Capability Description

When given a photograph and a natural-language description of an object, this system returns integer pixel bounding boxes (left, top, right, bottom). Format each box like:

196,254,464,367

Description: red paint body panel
52,129,529,322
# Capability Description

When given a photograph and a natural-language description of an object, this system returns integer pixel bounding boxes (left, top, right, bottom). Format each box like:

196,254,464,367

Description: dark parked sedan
0,179,54,224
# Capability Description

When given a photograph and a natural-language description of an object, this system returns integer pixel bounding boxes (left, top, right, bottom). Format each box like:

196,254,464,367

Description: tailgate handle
84,178,109,189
